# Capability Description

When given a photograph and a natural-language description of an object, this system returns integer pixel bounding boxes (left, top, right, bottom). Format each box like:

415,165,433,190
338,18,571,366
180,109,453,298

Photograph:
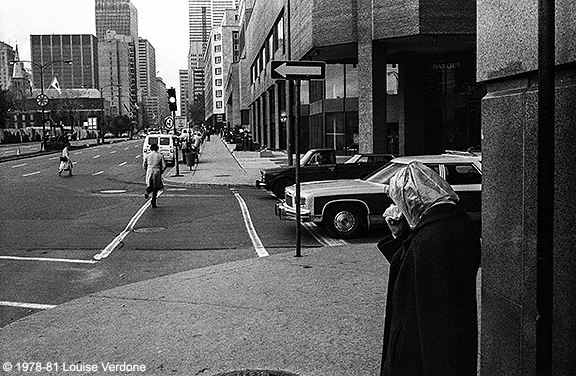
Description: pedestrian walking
143,143,166,208
58,142,73,176
378,161,481,376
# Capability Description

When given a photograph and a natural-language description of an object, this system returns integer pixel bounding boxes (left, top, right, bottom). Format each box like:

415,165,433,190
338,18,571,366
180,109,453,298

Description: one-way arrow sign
271,60,326,80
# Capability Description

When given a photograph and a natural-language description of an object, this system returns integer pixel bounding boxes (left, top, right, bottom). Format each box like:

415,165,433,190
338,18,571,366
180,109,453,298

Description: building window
214,45,221,53
215,67,222,75
277,17,284,53
387,64,399,95
215,79,222,86
216,90,222,97
214,34,221,41
216,101,222,109
215,56,221,64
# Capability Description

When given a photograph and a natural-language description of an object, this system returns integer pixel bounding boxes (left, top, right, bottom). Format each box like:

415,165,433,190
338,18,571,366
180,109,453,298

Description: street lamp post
9,60,72,150
99,84,121,144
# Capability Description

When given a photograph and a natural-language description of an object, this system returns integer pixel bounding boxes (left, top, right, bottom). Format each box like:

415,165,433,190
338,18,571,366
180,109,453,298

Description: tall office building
179,70,189,117
95,0,139,112
138,38,156,98
0,41,16,90
188,0,237,105
95,0,138,41
29,34,99,89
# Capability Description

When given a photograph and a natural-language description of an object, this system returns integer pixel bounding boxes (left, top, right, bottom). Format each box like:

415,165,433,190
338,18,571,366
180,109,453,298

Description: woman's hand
385,216,409,238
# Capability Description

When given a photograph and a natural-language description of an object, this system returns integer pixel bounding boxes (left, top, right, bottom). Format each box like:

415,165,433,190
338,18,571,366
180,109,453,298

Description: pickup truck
256,148,394,198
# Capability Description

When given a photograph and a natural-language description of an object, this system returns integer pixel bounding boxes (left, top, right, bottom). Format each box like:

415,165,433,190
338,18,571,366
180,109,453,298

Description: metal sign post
171,111,181,177
272,61,325,258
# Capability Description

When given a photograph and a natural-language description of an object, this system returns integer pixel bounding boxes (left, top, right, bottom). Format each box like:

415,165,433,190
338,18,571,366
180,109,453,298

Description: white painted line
302,222,348,247
74,151,83,155
135,155,141,159
0,301,56,310
231,189,269,257
0,256,97,264
118,162,127,166
111,150,117,154
92,171,104,176
93,191,163,261
22,171,41,177
93,155,101,159
124,147,130,150
11,163,27,168
49,156,59,160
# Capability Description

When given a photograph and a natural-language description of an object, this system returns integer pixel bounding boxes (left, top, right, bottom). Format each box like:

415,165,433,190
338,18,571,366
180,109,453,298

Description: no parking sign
163,116,174,130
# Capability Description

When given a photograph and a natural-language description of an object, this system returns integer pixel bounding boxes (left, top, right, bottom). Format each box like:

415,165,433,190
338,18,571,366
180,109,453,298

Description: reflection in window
387,64,399,95
346,64,358,98
325,64,344,99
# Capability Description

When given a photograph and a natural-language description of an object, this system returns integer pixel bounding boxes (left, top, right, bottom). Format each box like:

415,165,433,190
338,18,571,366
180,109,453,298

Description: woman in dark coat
378,161,481,376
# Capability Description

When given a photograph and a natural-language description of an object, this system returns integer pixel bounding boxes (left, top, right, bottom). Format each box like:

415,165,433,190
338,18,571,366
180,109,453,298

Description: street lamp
99,84,122,144
9,60,72,149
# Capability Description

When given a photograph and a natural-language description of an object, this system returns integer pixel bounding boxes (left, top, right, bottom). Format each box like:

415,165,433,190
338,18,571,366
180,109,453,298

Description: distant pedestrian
143,143,166,208
378,161,481,376
58,142,73,176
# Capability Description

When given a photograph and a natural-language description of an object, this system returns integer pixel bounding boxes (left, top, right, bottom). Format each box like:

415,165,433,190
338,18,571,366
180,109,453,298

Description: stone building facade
241,0,481,156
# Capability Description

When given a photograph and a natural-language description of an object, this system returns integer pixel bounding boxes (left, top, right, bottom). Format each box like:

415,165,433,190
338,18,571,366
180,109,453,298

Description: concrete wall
478,0,576,374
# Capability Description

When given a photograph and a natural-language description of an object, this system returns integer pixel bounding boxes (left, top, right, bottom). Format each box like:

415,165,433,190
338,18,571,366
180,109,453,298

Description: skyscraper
95,0,138,41
188,0,237,106
95,0,139,114
29,35,99,89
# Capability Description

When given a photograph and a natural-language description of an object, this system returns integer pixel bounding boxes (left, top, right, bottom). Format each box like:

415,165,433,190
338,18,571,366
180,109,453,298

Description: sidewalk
164,135,287,188
0,135,388,375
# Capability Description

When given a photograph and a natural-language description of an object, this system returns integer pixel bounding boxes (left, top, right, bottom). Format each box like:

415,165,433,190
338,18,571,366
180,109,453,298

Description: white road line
135,155,141,159
111,150,117,154
93,155,101,159
11,163,27,168
49,156,59,160
0,256,97,264
22,171,41,177
124,147,130,150
74,151,83,155
92,171,104,176
119,162,127,166
231,189,269,257
93,191,163,261
0,301,56,310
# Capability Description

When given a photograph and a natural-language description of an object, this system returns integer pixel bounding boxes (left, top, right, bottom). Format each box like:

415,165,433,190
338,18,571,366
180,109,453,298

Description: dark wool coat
378,203,481,376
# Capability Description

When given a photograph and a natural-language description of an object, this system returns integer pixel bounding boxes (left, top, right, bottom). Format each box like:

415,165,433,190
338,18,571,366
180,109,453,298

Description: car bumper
274,202,312,222
255,180,268,189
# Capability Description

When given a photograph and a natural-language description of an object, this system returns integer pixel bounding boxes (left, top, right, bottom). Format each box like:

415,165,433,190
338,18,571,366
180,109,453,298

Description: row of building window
250,15,284,84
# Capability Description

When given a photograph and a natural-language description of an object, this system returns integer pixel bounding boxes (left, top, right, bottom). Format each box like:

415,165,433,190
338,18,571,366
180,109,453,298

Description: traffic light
167,87,177,112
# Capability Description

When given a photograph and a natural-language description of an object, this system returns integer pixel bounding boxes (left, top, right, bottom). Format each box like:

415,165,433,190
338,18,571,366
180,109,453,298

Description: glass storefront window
325,64,344,99
300,80,310,104
387,64,399,95
345,64,358,98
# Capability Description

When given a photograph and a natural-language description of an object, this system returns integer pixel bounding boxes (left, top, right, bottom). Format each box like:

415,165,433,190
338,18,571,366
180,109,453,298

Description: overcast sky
0,0,189,94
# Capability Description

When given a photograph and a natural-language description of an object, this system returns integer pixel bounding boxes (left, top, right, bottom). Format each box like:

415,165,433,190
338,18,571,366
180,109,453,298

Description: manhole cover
213,371,299,376
133,227,166,233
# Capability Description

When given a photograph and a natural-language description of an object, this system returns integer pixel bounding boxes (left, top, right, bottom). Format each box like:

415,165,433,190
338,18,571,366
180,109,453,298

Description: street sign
163,116,174,129
271,61,326,80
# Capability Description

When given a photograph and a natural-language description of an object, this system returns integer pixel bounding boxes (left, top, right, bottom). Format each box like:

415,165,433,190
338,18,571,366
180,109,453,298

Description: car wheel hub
334,211,356,232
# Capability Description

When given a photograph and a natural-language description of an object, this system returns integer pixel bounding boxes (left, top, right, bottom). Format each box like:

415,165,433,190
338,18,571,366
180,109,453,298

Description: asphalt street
0,139,329,328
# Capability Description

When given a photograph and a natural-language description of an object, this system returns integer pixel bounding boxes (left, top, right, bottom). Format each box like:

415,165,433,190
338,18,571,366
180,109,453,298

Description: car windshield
159,137,170,146
147,137,158,145
363,162,408,184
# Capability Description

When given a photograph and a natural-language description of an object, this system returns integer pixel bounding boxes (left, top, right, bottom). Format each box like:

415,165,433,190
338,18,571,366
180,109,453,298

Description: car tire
324,204,364,239
272,178,294,199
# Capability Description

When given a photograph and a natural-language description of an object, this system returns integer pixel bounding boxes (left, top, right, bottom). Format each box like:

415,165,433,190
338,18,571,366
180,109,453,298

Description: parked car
275,153,482,239
256,148,394,198
142,134,177,165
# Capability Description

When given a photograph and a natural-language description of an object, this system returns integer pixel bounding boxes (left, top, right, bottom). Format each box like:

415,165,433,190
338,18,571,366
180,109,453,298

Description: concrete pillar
357,0,387,154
